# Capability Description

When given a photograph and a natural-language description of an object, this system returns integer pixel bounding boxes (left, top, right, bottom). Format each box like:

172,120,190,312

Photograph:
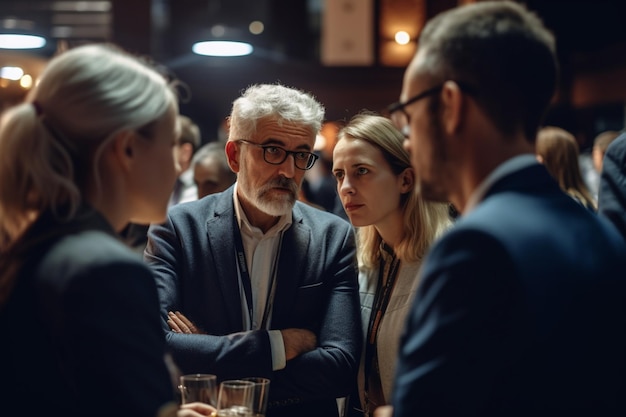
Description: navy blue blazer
0,208,175,417
145,185,361,417
598,132,626,242
391,163,626,417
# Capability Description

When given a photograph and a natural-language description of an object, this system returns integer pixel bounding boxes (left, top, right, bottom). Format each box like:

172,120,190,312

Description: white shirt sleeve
268,329,286,370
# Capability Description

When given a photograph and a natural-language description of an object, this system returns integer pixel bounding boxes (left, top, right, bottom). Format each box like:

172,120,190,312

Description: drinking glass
215,379,255,417
179,373,218,406
241,377,270,417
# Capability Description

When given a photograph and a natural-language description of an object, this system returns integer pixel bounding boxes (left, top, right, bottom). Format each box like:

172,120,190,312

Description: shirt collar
464,154,539,214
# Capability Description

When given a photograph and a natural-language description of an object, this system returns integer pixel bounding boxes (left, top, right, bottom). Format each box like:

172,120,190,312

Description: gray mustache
263,177,298,194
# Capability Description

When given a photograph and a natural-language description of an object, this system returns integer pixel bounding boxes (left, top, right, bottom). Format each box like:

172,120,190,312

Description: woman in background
536,126,597,211
0,43,210,417
332,113,452,417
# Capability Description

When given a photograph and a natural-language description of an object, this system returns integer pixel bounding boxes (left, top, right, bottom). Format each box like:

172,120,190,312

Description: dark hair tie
32,101,43,116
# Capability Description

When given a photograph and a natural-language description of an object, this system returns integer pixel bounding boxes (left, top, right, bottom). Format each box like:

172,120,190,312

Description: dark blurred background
1,0,626,151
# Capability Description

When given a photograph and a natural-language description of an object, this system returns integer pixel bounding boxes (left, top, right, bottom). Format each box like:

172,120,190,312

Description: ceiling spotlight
0,34,46,49
192,40,253,57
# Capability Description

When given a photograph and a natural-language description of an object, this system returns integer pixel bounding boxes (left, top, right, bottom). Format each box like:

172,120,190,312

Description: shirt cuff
269,330,286,370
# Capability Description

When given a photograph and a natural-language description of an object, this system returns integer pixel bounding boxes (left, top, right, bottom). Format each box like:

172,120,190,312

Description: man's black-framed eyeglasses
387,82,477,137
387,84,444,137
236,139,319,170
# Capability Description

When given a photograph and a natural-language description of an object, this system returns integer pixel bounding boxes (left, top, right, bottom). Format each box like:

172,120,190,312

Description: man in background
191,141,236,199
598,132,626,242
581,130,621,202
170,115,202,205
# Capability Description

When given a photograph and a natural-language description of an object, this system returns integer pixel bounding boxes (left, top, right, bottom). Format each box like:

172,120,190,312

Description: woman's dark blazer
0,208,175,417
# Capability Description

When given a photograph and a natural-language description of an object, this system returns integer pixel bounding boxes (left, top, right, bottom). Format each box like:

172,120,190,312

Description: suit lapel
206,187,244,331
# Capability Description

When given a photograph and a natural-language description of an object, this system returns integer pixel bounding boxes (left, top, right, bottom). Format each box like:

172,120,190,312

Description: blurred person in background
598,131,626,242
145,83,361,417
332,113,451,417
587,129,622,201
580,130,621,202
593,130,621,175
0,43,212,417
535,126,597,211
170,114,201,205
191,140,236,199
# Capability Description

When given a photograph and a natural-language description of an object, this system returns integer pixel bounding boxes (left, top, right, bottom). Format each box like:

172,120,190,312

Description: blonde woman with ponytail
0,44,211,417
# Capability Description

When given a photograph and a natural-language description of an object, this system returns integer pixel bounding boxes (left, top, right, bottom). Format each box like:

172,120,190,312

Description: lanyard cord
362,253,401,415
232,213,284,330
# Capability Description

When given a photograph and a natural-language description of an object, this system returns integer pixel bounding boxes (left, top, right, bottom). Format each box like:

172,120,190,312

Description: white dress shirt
233,182,292,370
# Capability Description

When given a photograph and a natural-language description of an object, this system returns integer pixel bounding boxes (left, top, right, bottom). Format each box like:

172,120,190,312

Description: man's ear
440,80,464,135
224,140,241,173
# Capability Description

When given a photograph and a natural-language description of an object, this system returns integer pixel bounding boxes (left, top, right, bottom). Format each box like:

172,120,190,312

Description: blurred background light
394,31,410,45
0,34,46,49
0,66,24,80
249,21,264,35
20,74,33,89
192,40,253,57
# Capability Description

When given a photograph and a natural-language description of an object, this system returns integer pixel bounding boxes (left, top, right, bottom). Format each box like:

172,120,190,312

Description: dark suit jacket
392,163,626,417
599,132,626,242
0,207,175,417
145,185,362,417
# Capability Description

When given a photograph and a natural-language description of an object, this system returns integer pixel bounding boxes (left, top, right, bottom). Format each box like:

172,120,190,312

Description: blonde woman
0,44,211,417
536,126,597,211
332,113,452,417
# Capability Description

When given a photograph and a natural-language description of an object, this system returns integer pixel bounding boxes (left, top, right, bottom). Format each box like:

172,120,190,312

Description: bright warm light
0,34,46,49
0,66,24,80
192,41,253,57
249,21,264,35
20,74,33,89
314,134,327,151
394,31,411,45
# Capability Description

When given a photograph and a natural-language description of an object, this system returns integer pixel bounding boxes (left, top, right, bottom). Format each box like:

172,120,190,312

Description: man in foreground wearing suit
145,83,361,417
381,2,626,416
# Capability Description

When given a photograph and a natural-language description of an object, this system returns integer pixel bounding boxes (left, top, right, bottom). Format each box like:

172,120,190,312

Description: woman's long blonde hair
536,126,596,210
337,113,452,268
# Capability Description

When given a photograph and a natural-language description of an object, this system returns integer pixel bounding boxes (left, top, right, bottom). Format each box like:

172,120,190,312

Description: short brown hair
177,115,201,151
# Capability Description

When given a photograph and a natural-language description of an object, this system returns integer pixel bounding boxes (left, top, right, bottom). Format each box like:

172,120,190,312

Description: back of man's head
593,130,621,172
594,130,620,153
417,0,558,141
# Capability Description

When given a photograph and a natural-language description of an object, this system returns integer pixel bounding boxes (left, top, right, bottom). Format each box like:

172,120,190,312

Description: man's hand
168,311,205,334
280,328,317,361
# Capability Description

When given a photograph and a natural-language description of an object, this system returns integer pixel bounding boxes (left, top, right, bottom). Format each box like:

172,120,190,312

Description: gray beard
239,175,299,216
